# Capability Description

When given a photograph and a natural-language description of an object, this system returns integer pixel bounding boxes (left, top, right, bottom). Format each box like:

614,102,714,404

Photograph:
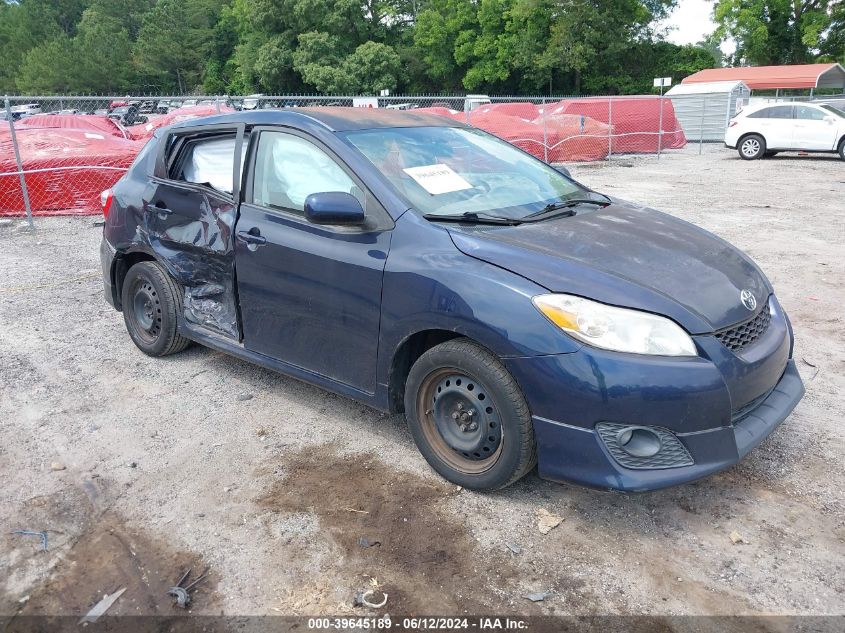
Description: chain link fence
2,93,707,222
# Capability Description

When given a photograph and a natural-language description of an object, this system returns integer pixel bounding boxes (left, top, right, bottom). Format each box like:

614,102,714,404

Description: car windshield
820,104,845,118
342,126,585,219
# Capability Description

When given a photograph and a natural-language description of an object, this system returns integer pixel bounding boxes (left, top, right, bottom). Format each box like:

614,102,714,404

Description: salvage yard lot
1,146,843,619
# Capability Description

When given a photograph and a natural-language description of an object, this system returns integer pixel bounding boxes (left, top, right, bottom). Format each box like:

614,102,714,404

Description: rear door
233,127,393,394
145,123,246,339
748,105,794,148
793,105,838,150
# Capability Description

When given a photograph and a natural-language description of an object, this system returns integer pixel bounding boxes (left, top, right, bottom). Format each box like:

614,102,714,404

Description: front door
234,128,393,394
793,105,838,150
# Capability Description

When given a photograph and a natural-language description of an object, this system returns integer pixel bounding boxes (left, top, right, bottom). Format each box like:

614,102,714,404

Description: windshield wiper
423,212,522,225
522,198,610,221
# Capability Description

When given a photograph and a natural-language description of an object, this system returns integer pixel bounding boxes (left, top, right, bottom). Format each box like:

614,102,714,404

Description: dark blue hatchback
99,108,804,491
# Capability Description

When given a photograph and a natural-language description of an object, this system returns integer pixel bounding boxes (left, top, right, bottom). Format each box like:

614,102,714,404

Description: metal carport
666,81,751,142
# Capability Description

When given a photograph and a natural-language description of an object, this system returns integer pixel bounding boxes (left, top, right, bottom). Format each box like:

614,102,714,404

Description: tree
72,9,134,93
713,0,834,65
133,0,225,93
16,34,79,93
344,41,403,93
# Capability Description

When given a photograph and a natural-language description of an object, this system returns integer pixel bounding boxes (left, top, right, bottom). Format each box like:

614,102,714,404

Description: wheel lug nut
457,403,463,410
452,412,459,420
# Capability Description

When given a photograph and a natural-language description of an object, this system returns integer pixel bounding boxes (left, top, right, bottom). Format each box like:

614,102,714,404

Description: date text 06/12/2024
306,617,528,630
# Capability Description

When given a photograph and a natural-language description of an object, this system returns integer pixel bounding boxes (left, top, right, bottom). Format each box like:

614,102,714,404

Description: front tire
121,261,190,357
738,134,766,160
404,339,537,490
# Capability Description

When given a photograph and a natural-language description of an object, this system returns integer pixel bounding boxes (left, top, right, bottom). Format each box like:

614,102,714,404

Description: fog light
596,422,694,470
616,427,662,458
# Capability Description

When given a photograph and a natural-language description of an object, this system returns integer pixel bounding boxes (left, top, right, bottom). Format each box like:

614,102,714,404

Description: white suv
725,102,845,161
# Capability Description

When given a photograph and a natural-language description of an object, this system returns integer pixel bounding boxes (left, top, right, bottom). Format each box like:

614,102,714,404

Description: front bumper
505,305,804,491
526,360,802,491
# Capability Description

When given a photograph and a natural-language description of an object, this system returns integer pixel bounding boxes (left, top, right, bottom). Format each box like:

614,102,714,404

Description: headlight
532,294,697,356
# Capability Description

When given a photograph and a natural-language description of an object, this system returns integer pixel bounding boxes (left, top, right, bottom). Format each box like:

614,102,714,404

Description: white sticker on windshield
402,164,473,195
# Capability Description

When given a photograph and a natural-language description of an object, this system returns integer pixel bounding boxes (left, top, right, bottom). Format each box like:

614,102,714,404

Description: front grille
731,386,775,424
715,305,771,352
596,422,694,470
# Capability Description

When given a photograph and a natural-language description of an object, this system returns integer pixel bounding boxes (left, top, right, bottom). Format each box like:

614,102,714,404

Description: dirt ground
1,145,843,622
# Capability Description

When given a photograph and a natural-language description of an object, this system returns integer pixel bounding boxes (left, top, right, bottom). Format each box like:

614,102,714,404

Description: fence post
541,98,548,163
215,96,220,113
4,97,34,228
607,97,613,159
699,94,706,155
657,95,664,160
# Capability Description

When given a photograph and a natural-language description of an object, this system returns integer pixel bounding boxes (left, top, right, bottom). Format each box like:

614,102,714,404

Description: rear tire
121,261,190,357
738,134,766,160
838,138,845,161
404,338,536,490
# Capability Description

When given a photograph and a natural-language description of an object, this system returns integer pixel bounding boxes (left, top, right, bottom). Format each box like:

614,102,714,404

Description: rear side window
251,131,363,214
169,135,246,194
748,106,794,119
795,106,827,121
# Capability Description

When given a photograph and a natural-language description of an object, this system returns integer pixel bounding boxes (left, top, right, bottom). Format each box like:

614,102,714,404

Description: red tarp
0,128,143,216
545,98,686,153
539,113,611,162
17,114,128,138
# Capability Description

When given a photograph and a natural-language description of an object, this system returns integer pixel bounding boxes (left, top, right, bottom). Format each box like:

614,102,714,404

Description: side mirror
554,165,572,178
304,192,365,226
824,116,836,124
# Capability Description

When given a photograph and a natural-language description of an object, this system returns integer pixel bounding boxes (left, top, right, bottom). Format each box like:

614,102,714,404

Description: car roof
167,107,464,133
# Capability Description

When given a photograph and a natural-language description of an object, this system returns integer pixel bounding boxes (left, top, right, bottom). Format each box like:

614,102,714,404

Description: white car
725,102,845,160
10,103,42,117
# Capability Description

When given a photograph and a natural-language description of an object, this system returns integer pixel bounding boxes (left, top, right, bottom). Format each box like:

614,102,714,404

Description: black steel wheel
121,261,190,357
404,338,536,490
418,368,503,474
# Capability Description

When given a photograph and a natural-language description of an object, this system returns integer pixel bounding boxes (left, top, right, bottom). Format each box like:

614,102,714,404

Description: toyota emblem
740,289,757,311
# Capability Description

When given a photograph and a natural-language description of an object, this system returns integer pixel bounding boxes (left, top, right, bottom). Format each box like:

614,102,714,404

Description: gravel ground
1,145,843,620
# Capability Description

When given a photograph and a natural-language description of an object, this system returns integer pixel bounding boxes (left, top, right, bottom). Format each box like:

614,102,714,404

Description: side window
252,132,362,214
169,135,246,194
749,106,793,119
795,106,827,121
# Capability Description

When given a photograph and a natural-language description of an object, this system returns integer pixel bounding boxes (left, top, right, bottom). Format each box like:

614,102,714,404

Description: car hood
446,201,771,334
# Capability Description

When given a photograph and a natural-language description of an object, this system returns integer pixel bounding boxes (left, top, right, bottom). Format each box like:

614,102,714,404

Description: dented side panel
140,180,240,339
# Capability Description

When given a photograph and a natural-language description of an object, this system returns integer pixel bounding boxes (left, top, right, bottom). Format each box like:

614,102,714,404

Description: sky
660,0,737,55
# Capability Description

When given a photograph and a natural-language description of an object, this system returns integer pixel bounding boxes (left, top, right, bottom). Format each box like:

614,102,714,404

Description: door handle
152,203,173,216
237,230,267,246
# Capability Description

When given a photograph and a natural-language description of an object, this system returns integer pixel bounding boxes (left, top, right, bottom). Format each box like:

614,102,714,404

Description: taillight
728,120,738,127
100,189,114,218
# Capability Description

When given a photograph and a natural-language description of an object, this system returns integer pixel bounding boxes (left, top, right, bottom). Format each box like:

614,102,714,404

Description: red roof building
681,64,845,91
